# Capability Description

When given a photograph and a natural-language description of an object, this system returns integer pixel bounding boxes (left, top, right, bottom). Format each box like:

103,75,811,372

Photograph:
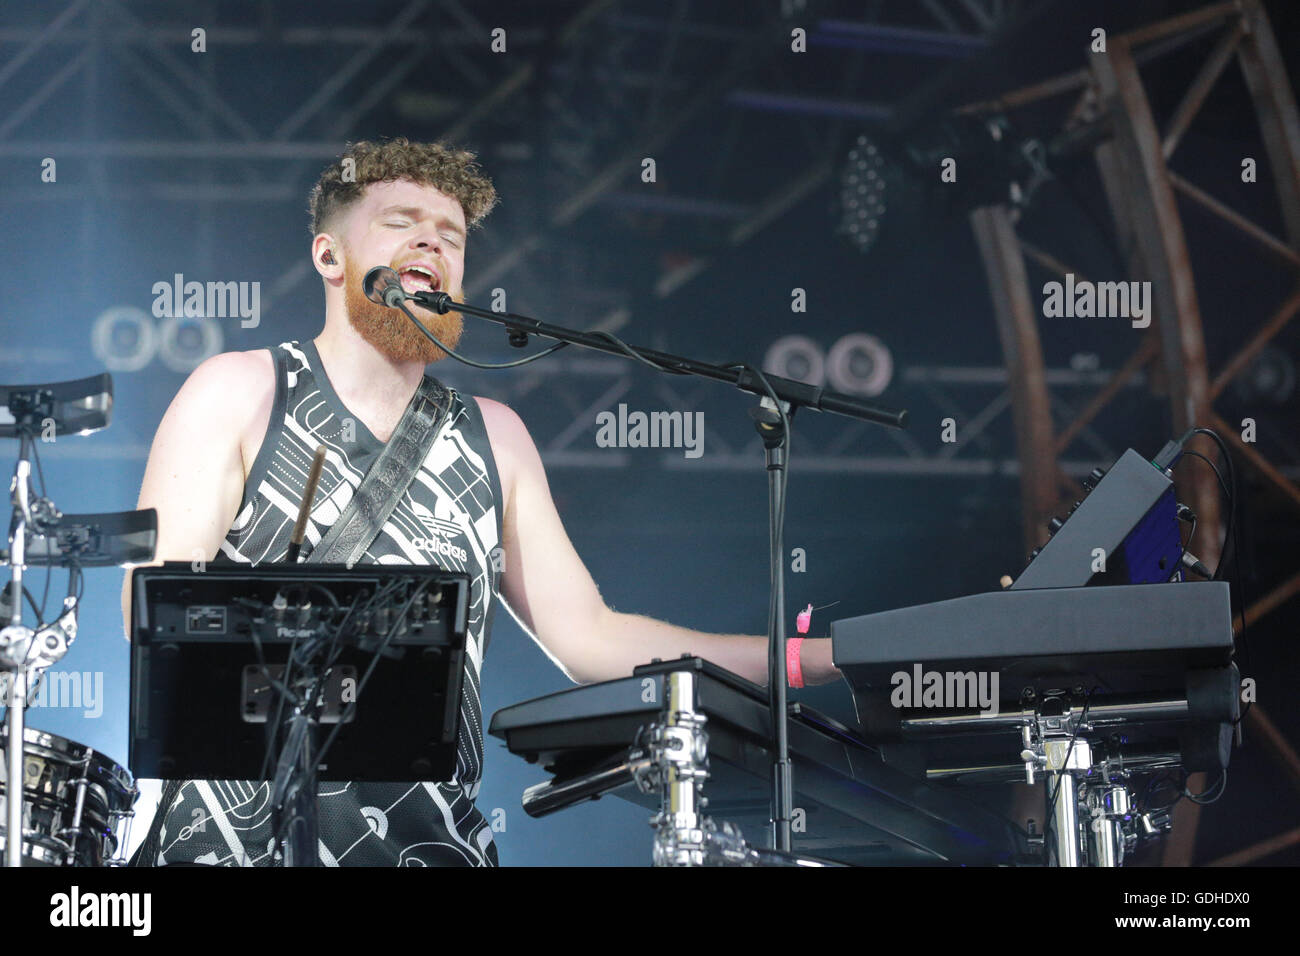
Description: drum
0,726,138,866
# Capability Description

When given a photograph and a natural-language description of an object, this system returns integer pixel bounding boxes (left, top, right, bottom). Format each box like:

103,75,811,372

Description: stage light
763,333,893,396
838,133,890,255
836,113,1101,255
827,332,893,397
763,335,825,384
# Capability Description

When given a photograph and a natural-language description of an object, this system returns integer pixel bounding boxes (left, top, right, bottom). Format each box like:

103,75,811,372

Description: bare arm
571,612,836,688
480,398,838,686
120,351,272,639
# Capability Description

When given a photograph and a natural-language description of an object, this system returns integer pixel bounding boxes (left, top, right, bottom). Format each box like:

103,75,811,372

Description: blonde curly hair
309,137,498,236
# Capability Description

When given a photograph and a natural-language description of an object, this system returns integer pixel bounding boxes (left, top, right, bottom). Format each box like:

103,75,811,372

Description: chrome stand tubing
648,670,710,866
2,450,32,868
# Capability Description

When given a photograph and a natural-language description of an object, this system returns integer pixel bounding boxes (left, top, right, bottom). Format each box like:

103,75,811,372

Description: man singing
123,138,838,866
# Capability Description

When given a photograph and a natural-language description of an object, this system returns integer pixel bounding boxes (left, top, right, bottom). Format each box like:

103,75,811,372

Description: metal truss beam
971,204,1057,556
963,0,1300,869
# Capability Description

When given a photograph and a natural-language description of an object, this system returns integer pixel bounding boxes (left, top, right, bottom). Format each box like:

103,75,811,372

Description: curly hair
308,137,498,237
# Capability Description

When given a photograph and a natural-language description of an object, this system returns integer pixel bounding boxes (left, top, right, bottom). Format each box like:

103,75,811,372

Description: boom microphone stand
363,267,908,854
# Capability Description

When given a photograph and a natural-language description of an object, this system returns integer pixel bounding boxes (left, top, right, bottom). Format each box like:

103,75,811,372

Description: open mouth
397,264,440,294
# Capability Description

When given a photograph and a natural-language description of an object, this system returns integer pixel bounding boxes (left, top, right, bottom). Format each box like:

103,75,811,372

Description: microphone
363,266,455,313
363,266,407,308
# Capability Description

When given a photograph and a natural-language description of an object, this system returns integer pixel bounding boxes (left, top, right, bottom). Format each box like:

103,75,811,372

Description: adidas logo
410,502,469,563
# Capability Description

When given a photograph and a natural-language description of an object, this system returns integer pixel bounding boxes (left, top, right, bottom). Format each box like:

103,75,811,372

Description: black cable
396,300,569,369
1180,450,1228,577
1181,450,1230,506
587,330,690,375
325,578,402,675
301,583,341,611
19,584,45,626
1127,770,1184,853
1139,771,1183,813
253,611,308,783
265,586,344,858
259,582,364,856
1185,428,1251,719
313,580,428,770
1184,767,1228,805
1189,429,1239,582
396,297,712,378
320,590,367,677
292,574,423,844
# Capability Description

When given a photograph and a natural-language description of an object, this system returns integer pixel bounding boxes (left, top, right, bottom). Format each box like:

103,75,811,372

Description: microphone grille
363,266,401,305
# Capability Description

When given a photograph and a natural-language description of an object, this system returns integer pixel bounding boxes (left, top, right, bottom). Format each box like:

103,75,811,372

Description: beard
342,257,464,364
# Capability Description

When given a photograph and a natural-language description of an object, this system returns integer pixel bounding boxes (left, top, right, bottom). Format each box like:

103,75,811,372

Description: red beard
342,258,464,364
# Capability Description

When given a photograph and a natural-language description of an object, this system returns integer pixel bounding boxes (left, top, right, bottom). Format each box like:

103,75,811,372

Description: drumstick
286,445,328,563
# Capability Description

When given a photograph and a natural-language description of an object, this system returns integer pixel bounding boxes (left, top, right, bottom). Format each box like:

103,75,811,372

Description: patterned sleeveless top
142,339,503,866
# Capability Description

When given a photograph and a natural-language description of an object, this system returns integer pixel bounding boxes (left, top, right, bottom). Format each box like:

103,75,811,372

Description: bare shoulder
473,395,528,444
474,396,546,460
176,349,272,406
164,349,275,474
472,396,541,504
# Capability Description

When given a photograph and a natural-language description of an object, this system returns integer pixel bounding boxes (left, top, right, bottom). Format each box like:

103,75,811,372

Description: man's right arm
120,350,271,639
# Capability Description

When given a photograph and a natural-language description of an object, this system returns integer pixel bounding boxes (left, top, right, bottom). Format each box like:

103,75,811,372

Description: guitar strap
306,374,450,567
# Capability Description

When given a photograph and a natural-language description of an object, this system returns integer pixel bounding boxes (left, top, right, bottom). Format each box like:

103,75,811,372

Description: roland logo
276,626,316,639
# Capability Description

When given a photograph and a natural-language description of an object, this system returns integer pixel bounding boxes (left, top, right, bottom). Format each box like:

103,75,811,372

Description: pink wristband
787,636,805,689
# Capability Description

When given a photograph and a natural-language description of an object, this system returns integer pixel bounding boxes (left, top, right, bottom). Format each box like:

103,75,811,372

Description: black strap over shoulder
307,374,450,567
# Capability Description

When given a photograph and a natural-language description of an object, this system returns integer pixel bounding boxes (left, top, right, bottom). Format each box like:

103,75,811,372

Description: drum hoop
2,728,136,800
0,829,78,866
0,729,137,865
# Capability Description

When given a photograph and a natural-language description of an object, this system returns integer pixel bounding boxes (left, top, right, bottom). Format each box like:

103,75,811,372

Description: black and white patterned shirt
137,339,503,866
